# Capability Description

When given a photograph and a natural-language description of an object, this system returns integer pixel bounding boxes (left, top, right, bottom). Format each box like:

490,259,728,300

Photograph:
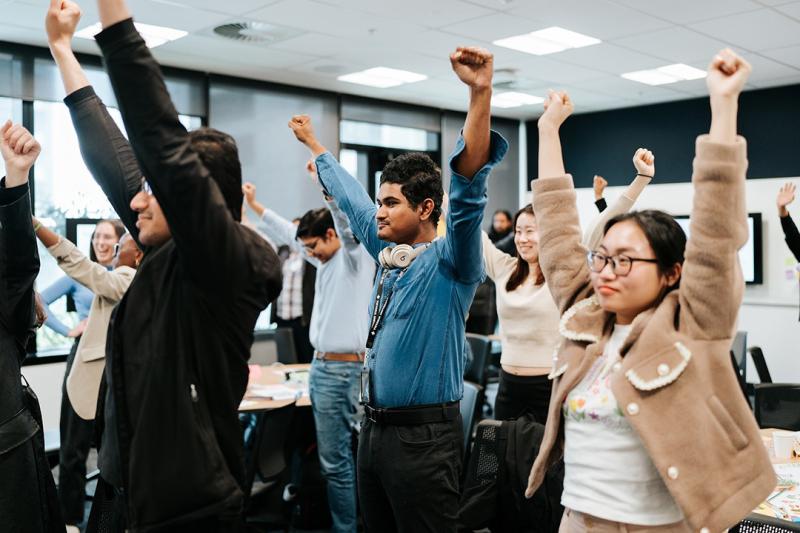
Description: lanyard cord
366,268,406,349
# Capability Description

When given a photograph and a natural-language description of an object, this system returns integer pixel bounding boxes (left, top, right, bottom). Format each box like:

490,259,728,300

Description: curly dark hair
188,127,243,222
379,153,443,226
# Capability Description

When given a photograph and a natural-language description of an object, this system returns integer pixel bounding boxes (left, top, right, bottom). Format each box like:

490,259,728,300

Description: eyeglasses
141,177,153,196
587,251,659,277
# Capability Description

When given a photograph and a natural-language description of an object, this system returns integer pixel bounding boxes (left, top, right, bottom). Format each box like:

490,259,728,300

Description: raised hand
306,159,320,185
46,0,82,49
707,48,751,100
288,115,326,156
538,90,574,131
777,183,796,217
632,148,655,178
241,182,265,217
593,175,608,200
1,121,41,187
450,47,493,91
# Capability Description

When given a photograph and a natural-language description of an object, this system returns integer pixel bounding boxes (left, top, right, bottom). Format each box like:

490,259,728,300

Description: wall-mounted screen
673,213,763,285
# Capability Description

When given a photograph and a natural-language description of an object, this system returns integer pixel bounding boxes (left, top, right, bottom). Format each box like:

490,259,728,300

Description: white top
481,232,560,368
562,324,683,525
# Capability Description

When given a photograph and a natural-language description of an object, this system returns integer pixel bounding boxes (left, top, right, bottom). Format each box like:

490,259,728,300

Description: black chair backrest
731,331,747,381
465,333,491,387
273,327,298,365
748,346,773,384
244,402,297,499
754,383,800,431
461,381,481,460
732,513,800,532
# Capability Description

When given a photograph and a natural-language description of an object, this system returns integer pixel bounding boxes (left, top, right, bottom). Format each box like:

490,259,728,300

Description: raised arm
777,183,800,261
0,122,41,340
47,1,143,243
593,175,608,213
481,231,516,281
679,49,752,339
289,116,385,261
531,91,593,312
94,8,272,294
582,149,654,248
443,47,508,283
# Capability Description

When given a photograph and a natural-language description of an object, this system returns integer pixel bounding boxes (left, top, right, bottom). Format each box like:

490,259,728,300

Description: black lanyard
366,268,406,349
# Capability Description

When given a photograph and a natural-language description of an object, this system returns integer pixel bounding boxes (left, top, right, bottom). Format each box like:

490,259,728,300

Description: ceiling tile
125,0,232,32
507,0,671,40
613,27,730,64
689,8,800,51
314,0,495,29
440,13,545,43
760,44,800,68
155,0,282,17
612,0,762,24
742,51,800,80
774,1,800,19
157,34,318,68
556,44,666,74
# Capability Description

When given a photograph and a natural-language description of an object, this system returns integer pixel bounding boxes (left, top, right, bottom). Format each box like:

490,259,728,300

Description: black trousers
59,337,95,525
357,415,462,533
275,316,314,364
493,370,552,424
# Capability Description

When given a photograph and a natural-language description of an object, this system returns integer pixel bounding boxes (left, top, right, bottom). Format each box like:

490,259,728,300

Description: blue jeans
309,358,361,533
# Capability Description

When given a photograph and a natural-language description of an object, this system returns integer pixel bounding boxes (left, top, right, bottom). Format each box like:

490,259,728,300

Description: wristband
33,222,42,233
636,173,654,179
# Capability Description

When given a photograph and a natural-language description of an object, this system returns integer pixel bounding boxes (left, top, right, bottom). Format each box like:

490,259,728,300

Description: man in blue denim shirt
290,46,508,532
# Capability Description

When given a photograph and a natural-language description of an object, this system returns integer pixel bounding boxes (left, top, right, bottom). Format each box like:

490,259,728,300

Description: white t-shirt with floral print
561,324,684,525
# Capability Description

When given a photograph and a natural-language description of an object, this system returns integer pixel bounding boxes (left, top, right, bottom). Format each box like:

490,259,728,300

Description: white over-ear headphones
379,243,432,269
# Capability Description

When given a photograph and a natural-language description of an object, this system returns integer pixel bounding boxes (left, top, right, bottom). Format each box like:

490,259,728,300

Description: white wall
562,176,800,382
21,362,66,433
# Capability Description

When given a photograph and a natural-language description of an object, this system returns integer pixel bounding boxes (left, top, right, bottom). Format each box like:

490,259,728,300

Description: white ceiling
2,0,800,119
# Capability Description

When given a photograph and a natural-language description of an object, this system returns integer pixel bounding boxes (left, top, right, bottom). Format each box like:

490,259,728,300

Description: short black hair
379,153,443,226
494,209,513,222
296,208,335,240
188,127,243,222
604,209,687,289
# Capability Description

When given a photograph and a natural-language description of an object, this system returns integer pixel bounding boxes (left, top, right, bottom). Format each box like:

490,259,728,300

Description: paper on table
247,384,303,400
759,463,800,522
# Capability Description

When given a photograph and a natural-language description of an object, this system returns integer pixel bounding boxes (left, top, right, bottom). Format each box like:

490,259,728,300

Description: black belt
364,401,460,426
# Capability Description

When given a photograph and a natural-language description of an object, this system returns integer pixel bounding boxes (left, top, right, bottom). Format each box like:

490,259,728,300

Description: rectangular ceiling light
622,63,707,86
491,91,545,109
76,22,188,48
337,67,427,88
493,26,601,56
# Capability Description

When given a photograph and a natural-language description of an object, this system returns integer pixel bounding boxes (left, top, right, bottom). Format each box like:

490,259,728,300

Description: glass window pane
340,120,439,151
0,96,22,123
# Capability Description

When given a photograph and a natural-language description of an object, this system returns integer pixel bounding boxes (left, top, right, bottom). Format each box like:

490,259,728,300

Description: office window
0,96,22,124
33,100,202,353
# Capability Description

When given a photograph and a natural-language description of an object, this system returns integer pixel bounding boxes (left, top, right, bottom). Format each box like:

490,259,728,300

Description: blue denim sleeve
443,130,509,284
315,152,385,262
40,275,74,336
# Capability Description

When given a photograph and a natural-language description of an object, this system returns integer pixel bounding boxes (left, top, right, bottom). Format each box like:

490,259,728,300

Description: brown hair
506,205,545,292
90,219,126,263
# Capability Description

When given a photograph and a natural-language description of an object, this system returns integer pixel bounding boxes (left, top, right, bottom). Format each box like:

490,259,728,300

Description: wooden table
239,364,312,412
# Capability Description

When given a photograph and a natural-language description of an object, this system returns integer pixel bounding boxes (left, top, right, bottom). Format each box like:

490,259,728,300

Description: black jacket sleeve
594,197,607,213
64,86,144,247
781,213,800,262
95,19,280,298
0,180,40,351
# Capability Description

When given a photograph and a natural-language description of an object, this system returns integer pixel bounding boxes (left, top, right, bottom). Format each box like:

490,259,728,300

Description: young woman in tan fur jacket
524,49,775,533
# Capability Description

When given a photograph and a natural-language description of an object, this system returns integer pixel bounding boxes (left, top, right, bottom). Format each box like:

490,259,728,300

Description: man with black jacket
47,1,282,530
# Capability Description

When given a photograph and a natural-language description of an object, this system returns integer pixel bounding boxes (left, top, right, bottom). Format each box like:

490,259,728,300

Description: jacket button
612,362,622,372
667,466,679,479
626,402,640,415
657,363,670,376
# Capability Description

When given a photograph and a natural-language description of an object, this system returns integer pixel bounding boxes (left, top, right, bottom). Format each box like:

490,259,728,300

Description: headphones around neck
379,242,432,269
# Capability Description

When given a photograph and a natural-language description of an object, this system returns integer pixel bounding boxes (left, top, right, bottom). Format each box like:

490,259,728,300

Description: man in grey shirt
243,168,374,533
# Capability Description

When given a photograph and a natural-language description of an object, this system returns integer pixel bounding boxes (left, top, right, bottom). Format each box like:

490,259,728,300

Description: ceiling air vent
211,21,304,45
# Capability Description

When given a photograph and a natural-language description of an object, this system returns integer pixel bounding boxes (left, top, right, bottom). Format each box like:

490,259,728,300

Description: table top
239,364,312,412
753,429,800,523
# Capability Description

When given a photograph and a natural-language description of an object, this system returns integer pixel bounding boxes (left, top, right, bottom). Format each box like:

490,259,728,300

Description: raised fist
777,183,796,216
593,175,608,199
632,148,655,178
288,114,316,145
706,48,751,100
306,159,319,184
242,182,257,206
450,47,493,90
46,0,82,48
538,90,573,130
1,121,41,182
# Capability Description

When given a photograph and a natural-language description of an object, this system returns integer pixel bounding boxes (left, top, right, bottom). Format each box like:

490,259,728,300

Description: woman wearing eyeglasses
33,217,139,528
524,49,774,533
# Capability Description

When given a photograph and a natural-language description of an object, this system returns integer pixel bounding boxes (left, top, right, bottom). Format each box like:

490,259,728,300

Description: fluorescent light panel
622,63,707,86
337,67,427,88
76,22,188,48
493,26,601,56
491,91,544,109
